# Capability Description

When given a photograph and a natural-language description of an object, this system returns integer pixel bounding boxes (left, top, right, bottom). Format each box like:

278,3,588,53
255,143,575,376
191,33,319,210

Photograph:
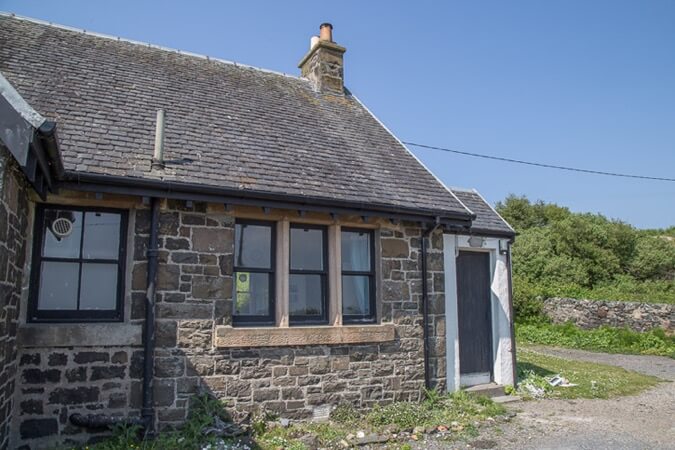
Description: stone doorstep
464,383,506,398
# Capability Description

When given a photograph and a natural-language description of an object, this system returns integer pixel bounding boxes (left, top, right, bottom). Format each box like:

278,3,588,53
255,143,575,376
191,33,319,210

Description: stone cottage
0,14,516,449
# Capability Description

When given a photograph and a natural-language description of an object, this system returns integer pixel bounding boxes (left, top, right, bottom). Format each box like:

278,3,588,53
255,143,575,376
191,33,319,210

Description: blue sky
3,0,674,228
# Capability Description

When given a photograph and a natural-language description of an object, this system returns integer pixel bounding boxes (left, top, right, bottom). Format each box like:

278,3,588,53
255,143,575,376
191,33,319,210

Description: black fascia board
59,171,474,228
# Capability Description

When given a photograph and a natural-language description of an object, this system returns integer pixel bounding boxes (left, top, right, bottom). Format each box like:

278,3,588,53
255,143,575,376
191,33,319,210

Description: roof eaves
60,170,474,225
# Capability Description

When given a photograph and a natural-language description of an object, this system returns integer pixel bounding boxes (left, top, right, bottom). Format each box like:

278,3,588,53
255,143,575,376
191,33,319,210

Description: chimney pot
319,23,333,42
310,35,320,50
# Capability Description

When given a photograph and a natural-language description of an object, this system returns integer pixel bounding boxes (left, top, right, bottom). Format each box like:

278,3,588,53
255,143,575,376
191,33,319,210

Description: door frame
443,234,514,391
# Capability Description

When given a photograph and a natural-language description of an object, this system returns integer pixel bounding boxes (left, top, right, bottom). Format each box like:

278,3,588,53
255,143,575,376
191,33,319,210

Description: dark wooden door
457,251,493,375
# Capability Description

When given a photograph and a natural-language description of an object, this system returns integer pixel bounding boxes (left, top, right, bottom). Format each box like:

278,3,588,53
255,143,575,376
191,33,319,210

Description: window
289,225,328,325
29,205,128,322
233,220,275,325
341,228,376,323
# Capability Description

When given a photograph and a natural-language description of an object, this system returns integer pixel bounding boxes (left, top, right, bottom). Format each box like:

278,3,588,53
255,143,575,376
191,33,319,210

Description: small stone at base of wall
543,297,673,332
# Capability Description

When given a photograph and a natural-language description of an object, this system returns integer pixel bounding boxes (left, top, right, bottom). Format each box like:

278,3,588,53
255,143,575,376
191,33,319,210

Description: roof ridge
0,11,303,81
448,186,477,193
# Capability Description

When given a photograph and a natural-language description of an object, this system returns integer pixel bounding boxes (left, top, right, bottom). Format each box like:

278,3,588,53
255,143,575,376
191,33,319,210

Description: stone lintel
17,323,143,348
215,324,395,348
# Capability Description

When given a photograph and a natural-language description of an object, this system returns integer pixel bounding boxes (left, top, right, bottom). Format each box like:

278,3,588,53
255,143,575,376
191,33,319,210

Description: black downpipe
69,198,160,433
421,220,440,390
505,240,518,387
142,197,160,435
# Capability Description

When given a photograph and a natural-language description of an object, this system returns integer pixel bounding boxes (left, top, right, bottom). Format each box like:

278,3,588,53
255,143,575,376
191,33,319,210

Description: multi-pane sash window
233,220,275,325
289,225,328,325
341,228,376,323
29,205,127,322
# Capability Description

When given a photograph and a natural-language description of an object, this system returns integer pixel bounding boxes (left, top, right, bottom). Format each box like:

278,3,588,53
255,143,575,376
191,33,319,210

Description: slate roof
0,14,473,221
450,188,515,236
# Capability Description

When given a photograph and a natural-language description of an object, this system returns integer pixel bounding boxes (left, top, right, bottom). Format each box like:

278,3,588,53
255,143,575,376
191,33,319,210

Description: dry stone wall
544,297,673,332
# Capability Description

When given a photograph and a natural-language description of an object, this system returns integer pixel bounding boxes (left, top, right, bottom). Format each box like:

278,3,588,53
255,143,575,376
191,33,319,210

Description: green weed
517,322,675,358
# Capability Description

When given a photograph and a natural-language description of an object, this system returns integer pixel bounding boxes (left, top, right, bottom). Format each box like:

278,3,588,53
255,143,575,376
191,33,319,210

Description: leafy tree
496,195,675,320
630,235,675,280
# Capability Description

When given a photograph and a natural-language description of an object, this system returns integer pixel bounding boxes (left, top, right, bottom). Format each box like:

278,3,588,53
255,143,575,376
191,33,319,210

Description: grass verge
517,349,662,399
517,322,675,358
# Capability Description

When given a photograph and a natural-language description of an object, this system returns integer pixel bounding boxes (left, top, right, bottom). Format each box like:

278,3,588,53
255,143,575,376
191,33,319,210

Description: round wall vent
52,217,74,238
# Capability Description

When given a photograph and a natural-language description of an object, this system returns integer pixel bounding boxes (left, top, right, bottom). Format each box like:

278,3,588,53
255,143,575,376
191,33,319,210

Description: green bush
496,195,675,320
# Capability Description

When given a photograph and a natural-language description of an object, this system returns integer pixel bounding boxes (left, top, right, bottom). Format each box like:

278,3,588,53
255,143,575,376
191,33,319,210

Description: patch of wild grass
517,350,661,399
89,390,506,450
517,322,675,358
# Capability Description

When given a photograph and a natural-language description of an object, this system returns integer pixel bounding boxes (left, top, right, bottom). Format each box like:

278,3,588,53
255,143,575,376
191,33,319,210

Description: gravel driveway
476,347,675,450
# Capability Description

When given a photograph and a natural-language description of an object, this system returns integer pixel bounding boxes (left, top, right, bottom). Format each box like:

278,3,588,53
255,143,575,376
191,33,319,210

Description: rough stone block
381,239,409,258
74,351,109,364
91,366,126,381
155,356,185,378
156,320,178,348
157,303,213,320
21,368,60,384
192,228,233,253
20,399,43,415
157,264,180,290
48,386,99,405
20,418,58,439
48,353,67,366
153,379,175,407
192,276,232,299
65,367,87,383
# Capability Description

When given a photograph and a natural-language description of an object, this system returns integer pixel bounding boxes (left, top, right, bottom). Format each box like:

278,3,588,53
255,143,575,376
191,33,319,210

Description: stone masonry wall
11,199,446,448
0,149,30,450
544,297,673,333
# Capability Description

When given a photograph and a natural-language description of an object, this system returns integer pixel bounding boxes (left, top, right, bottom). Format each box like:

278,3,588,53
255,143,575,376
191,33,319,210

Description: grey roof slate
450,188,515,236
0,14,472,220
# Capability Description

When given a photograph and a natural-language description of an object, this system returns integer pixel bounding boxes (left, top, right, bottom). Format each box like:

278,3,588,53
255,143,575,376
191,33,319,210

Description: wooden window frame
232,219,276,327
341,227,377,324
288,223,329,326
28,204,128,323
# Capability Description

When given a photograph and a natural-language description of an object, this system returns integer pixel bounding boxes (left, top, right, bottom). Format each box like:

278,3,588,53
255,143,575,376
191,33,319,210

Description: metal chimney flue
152,109,165,169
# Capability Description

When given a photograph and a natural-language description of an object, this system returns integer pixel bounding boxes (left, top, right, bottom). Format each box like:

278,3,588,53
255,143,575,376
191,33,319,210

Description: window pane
234,223,272,269
233,272,270,316
341,230,371,271
37,261,79,310
42,210,83,258
80,264,118,310
290,227,324,271
83,212,121,259
290,274,323,317
342,275,371,316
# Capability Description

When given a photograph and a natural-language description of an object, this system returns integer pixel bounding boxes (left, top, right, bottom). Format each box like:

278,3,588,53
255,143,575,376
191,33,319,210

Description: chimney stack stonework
298,23,346,95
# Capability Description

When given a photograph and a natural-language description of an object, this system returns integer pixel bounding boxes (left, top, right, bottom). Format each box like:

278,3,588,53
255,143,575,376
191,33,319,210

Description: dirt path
476,347,675,450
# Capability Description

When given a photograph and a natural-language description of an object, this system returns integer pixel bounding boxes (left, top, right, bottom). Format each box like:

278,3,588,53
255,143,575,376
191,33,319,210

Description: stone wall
11,199,446,448
13,346,142,447
0,149,30,450
544,297,673,332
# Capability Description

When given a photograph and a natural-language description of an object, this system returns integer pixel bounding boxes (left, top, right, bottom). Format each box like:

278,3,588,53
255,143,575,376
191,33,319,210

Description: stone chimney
298,23,346,95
